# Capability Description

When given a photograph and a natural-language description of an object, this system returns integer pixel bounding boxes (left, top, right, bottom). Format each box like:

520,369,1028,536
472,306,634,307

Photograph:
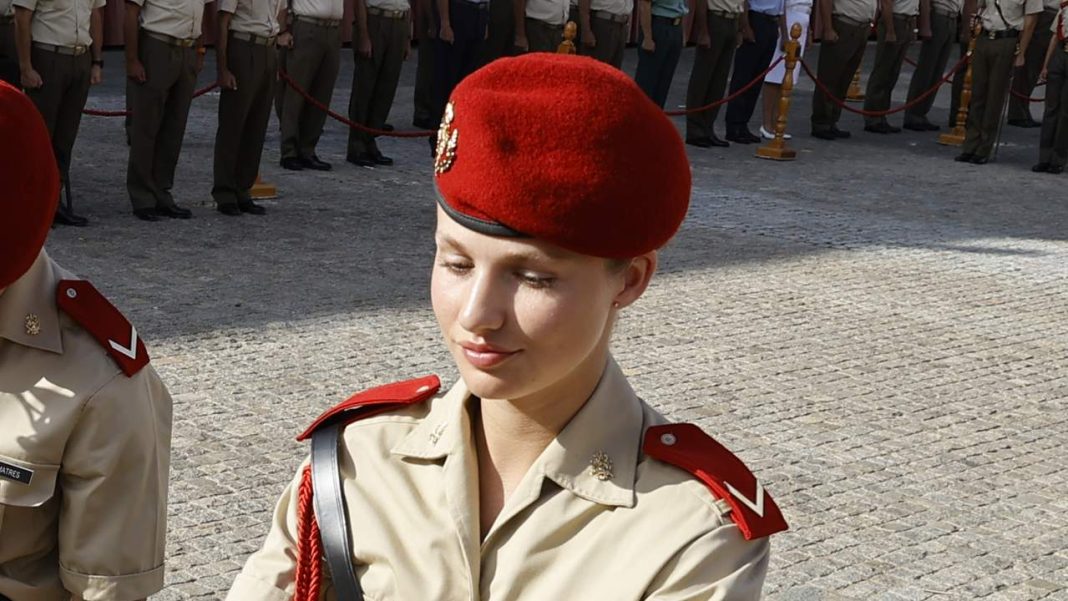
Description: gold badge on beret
434,102,459,175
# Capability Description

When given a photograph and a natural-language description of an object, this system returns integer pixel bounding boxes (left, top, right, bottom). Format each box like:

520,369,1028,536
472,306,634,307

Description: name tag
0,460,34,485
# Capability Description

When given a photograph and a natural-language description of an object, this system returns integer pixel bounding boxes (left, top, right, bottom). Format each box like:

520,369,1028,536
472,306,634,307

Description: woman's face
431,207,644,403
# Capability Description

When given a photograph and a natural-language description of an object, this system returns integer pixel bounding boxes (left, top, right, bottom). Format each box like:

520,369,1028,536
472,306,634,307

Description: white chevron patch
725,480,765,517
108,325,138,360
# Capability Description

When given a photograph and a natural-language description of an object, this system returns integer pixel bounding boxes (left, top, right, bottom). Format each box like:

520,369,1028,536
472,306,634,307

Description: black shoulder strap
310,423,365,601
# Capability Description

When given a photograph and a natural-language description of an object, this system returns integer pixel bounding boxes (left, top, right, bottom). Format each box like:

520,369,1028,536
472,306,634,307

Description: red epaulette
56,280,150,377
644,423,788,541
296,375,441,441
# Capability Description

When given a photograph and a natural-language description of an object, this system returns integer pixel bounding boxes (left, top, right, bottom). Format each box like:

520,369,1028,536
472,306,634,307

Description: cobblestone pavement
44,42,1067,600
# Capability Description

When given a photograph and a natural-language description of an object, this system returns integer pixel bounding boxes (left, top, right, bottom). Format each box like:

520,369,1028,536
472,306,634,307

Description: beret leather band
433,53,692,259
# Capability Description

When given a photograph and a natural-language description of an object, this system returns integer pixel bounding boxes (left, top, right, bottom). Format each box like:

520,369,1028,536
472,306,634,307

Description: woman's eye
440,261,472,274
518,272,555,289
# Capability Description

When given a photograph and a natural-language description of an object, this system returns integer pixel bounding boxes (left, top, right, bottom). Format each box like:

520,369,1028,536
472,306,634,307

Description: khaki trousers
587,14,628,69
278,19,341,160
127,33,196,210
904,11,957,125
525,17,563,53
26,47,91,183
811,17,869,133
348,12,408,156
685,13,739,139
863,13,913,126
1039,48,1068,167
1007,9,1055,122
212,36,277,207
0,20,17,84
961,35,1015,158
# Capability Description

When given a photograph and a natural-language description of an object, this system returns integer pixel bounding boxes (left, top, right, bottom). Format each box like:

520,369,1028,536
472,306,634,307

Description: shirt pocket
0,454,59,508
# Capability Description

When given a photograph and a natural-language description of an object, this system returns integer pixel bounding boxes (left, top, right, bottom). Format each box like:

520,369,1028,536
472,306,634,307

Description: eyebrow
435,233,574,264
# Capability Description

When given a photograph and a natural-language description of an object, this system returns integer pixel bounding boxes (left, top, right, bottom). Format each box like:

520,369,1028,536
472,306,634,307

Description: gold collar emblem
24,314,41,336
434,102,459,175
589,451,614,481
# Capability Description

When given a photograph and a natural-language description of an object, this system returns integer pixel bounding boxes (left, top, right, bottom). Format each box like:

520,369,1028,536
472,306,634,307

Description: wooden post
757,24,803,161
249,175,278,200
939,25,979,146
557,22,578,54
846,65,865,101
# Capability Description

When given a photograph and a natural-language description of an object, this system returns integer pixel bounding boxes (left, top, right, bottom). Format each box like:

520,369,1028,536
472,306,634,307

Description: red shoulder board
644,423,788,540
56,280,150,377
296,375,441,441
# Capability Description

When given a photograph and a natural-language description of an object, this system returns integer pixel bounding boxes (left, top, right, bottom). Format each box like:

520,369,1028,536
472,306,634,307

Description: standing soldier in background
480,0,515,64
413,0,436,128
347,0,409,166
124,0,211,221
810,0,877,139
212,0,289,216
955,0,1041,164
13,0,104,226
0,0,16,83
1006,0,1056,126
947,0,977,124
685,0,749,147
724,0,785,143
1031,0,1068,172
277,0,342,171
863,0,930,133
515,0,567,52
431,0,487,146
634,0,687,107
904,0,970,130
578,0,632,68
0,79,173,601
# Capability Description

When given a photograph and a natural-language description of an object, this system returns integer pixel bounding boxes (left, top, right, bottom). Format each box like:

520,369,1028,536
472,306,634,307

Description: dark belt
32,41,89,55
981,28,1019,39
931,7,959,19
457,0,490,9
591,9,629,23
231,31,277,45
294,14,342,27
144,30,197,47
367,6,409,18
709,9,741,19
833,14,870,27
652,15,683,26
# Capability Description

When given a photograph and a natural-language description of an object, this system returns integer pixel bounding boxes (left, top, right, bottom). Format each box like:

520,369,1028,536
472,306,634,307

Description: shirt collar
391,357,644,509
0,250,64,355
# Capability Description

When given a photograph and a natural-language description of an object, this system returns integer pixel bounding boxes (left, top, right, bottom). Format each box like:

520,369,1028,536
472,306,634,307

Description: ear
613,251,657,310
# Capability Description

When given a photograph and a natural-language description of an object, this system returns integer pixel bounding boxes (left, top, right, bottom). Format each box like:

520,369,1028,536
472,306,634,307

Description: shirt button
660,432,677,446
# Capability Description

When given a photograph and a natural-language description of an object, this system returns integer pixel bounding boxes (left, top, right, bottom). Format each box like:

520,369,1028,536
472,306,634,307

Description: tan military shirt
227,359,771,601
979,0,1042,30
833,0,877,22
289,0,342,22
0,251,173,601
2,0,14,19
219,0,284,37
525,0,569,25
589,0,632,17
11,0,105,48
366,0,409,14
707,0,746,16
892,0,920,15
131,0,212,40
1043,0,1057,11
931,0,963,16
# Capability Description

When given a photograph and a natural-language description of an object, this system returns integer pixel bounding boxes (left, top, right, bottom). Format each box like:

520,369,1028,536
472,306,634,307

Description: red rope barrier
665,56,785,116
278,68,433,138
1010,88,1045,103
904,55,918,68
82,82,219,117
800,53,968,117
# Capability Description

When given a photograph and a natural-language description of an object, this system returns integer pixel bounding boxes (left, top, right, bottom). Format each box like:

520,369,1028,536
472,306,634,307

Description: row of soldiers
0,0,1064,227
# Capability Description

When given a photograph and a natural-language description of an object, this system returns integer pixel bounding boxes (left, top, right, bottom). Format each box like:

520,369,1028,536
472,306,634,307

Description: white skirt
765,11,811,85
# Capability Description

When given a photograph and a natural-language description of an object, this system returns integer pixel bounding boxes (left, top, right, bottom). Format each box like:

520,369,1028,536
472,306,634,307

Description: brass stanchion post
250,175,278,199
557,22,578,54
847,65,866,101
757,24,803,161
939,24,979,146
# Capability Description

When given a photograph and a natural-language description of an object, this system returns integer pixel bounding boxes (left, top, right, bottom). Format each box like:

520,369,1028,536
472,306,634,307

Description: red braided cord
904,55,919,68
800,52,968,117
278,69,434,138
295,465,323,601
665,56,786,116
1010,88,1045,102
82,82,219,117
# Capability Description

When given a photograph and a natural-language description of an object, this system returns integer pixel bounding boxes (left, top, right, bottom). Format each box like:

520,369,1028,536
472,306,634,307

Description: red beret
433,54,691,259
0,80,59,289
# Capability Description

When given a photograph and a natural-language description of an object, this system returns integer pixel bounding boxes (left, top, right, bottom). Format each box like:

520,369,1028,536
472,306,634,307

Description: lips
458,341,519,369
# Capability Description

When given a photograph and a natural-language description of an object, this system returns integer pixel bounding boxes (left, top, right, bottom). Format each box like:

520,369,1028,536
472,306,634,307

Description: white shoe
760,126,792,140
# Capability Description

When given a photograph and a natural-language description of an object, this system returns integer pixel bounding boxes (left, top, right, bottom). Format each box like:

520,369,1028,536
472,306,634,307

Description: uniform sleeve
1026,0,1043,14
93,0,107,10
643,523,771,601
57,365,173,601
227,458,337,601
217,0,238,14
10,0,39,12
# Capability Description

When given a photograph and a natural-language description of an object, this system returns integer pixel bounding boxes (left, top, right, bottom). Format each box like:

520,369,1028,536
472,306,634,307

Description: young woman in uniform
227,53,788,601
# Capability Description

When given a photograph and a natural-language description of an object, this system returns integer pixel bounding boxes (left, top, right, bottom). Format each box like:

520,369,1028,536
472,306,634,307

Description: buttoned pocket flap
0,455,58,507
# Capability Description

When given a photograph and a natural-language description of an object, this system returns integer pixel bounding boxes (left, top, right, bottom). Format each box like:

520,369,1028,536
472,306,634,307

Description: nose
457,269,507,335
